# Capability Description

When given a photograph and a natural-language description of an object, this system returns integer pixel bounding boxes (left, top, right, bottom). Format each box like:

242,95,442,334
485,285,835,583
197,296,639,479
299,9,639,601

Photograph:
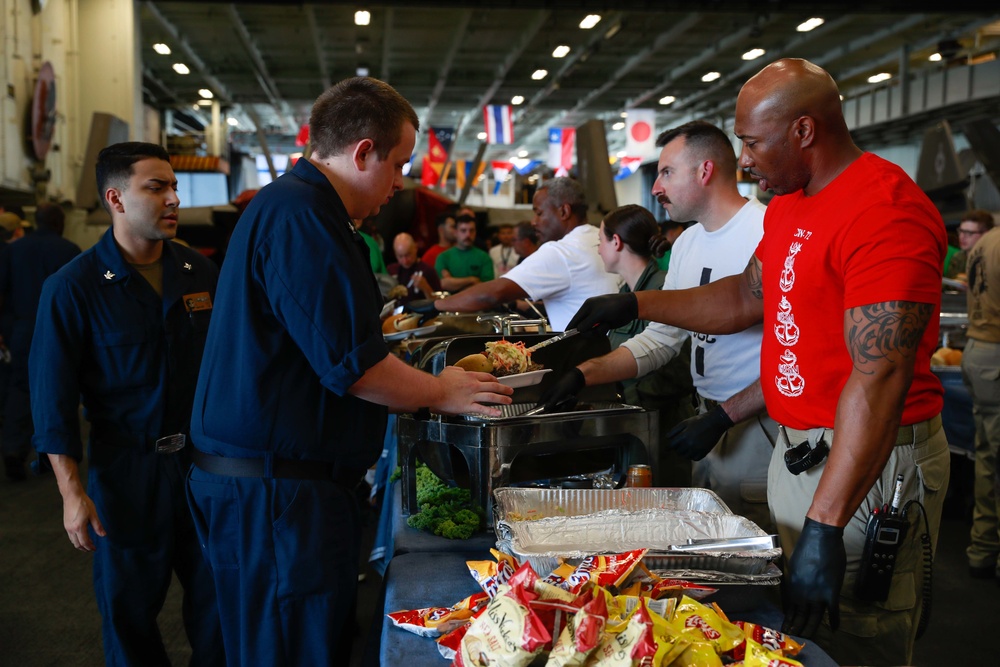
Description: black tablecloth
380,551,839,666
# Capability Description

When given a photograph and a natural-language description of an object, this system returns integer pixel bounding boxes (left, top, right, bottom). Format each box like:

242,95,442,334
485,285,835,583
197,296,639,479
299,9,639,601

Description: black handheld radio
855,474,908,602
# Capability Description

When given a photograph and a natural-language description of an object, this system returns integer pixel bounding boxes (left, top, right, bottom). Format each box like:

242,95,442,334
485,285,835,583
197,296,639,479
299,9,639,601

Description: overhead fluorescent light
659,95,676,105
552,45,570,58
355,10,370,26
620,111,628,118
198,88,214,99
929,52,942,62
477,132,487,140
153,43,171,55
227,117,239,126
517,149,529,158
796,18,825,32
531,69,548,80
701,71,721,82
742,48,766,61
511,95,524,105
172,63,190,75
356,66,370,76
612,121,625,130
616,150,627,158
579,14,601,30
197,99,213,106
867,72,892,83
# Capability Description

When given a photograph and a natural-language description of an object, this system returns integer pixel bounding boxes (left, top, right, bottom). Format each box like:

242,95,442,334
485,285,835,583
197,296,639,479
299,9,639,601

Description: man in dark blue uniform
187,77,512,665
0,203,80,480
30,143,224,666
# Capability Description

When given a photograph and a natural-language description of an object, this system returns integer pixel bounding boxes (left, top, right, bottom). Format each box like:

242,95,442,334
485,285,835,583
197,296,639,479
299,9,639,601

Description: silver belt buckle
155,433,186,454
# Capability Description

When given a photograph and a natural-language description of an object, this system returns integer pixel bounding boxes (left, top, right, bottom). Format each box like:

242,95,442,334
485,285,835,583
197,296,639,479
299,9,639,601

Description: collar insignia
183,262,193,271
103,270,115,280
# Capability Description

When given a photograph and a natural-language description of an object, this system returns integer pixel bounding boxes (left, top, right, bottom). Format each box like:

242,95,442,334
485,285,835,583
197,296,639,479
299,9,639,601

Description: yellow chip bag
742,637,804,667
672,641,723,667
672,596,744,655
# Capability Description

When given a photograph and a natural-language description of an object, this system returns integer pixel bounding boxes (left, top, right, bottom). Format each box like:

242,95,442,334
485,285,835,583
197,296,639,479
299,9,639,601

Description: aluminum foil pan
497,507,780,576
493,487,733,528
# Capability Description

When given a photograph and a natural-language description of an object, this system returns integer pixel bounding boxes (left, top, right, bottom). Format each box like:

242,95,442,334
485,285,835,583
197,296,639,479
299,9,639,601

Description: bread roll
382,313,421,334
454,353,493,373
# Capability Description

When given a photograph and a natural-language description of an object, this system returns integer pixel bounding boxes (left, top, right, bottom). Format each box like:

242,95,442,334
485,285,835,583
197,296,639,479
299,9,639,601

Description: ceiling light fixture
511,95,524,105
477,131,487,140
198,88,214,99
867,72,892,83
620,111,628,118
616,150,627,158
153,43,171,55
356,65,370,76
659,95,676,105
172,63,190,75
796,18,825,32
929,52,942,62
612,121,625,130
531,69,548,80
742,48,766,61
197,99,213,106
517,149,529,158
552,45,570,58
227,117,239,126
701,71,721,82
579,14,601,30
355,10,370,26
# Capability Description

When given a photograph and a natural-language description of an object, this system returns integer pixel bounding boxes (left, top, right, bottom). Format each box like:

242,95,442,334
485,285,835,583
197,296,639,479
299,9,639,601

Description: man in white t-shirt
412,178,620,332
488,223,520,277
540,121,775,530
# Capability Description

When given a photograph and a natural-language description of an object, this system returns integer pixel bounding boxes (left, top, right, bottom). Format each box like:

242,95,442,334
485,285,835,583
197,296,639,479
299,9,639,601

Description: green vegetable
403,463,484,539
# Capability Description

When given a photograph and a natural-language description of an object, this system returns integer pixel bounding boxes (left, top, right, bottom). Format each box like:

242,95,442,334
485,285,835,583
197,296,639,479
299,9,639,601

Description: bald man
566,58,948,666
387,232,440,303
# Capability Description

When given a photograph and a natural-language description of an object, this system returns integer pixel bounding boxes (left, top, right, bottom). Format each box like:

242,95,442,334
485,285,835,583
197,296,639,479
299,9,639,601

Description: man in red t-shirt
566,59,949,666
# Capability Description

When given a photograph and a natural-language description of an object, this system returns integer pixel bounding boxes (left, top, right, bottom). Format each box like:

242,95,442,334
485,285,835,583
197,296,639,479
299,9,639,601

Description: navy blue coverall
30,228,225,667
187,158,389,665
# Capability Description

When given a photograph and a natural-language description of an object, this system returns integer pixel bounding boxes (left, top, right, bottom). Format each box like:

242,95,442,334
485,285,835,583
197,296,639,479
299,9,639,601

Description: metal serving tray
493,487,733,524
457,401,644,423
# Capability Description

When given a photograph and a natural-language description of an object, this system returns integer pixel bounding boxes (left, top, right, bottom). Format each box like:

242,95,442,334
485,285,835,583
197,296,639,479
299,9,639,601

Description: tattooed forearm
745,256,764,300
846,301,932,373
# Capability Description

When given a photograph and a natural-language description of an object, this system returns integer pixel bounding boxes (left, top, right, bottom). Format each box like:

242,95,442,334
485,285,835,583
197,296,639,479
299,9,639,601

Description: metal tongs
525,328,579,354
666,534,781,552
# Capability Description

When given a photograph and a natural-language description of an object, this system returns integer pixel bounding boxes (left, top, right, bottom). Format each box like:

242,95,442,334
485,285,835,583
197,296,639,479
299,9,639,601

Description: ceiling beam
421,9,472,129
226,3,298,133
303,5,332,91
381,8,395,82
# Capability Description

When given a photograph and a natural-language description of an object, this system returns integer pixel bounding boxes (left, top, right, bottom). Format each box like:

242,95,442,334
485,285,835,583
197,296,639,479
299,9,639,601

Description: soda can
626,464,652,488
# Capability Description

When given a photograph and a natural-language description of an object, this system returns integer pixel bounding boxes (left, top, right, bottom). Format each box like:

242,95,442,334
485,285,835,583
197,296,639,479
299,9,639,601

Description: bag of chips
467,549,520,598
726,621,804,661
741,637,804,667
672,596,744,655
387,590,489,637
544,589,608,666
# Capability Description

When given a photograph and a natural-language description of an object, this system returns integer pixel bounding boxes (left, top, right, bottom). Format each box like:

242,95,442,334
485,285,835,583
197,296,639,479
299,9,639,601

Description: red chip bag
544,589,608,666
741,637,804,667
387,590,489,637
727,621,805,661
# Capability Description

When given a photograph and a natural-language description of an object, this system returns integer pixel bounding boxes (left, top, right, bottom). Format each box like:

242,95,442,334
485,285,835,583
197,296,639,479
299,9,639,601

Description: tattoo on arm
745,256,764,300
846,301,932,373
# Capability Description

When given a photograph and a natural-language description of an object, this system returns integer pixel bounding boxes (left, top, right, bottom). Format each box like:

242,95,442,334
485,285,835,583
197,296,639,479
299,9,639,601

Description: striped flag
483,105,514,145
547,127,575,176
456,160,486,190
491,160,514,194
614,156,643,181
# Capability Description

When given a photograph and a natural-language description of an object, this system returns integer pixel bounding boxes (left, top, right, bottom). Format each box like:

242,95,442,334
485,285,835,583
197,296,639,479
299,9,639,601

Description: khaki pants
961,338,1000,572
692,402,777,533
767,416,950,666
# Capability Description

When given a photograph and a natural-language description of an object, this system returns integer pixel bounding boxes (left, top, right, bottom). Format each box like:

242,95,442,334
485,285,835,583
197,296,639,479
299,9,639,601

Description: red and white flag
626,109,657,160
483,105,514,145
491,160,514,194
547,127,576,177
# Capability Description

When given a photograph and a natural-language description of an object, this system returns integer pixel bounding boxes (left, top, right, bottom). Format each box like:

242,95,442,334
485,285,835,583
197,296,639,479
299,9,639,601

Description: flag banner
491,160,514,194
456,160,487,190
421,127,453,187
430,126,454,156
484,105,514,145
421,154,444,186
614,156,644,181
625,109,656,160
513,159,543,175
547,127,576,175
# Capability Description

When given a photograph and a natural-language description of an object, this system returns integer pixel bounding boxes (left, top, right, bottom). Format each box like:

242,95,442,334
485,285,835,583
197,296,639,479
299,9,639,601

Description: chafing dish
398,333,659,522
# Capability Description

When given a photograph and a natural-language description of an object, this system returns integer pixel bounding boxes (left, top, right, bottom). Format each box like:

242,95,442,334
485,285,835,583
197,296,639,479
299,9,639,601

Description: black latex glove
665,405,734,460
782,517,846,638
566,293,639,337
406,298,439,323
537,367,585,413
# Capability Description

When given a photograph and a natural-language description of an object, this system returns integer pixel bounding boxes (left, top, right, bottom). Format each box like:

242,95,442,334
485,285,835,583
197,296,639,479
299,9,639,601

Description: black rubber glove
406,298,439,324
566,293,639,337
665,405,734,460
537,368,585,413
782,517,846,638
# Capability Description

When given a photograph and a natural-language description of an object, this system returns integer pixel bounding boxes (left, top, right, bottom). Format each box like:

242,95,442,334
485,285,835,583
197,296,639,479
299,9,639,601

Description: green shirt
435,245,494,282
358,230,386,274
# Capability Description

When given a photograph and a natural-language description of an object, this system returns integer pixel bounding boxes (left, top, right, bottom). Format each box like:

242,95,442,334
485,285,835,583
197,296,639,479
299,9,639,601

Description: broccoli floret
403,464,483,539
434,519,475,540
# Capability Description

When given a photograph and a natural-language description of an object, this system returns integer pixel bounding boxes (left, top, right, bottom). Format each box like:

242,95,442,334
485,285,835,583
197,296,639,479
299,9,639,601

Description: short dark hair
962,209,995,231
515,221,537,243
435,211,455,228
96,142,171,214
656,120,738,179
34,202,66,235
602,205,659,259
538,177,588,221
310,77,419,160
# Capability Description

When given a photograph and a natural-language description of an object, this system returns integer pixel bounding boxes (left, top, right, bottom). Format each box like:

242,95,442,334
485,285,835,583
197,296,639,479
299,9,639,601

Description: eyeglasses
958,228,983,236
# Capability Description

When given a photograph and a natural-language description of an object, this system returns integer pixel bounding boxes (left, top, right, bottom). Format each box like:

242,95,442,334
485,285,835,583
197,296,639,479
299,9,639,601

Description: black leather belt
191,449,361,486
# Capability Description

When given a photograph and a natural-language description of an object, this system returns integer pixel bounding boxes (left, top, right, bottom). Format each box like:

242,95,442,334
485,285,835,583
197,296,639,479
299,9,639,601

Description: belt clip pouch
784,428,829,475
155,433,187,454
